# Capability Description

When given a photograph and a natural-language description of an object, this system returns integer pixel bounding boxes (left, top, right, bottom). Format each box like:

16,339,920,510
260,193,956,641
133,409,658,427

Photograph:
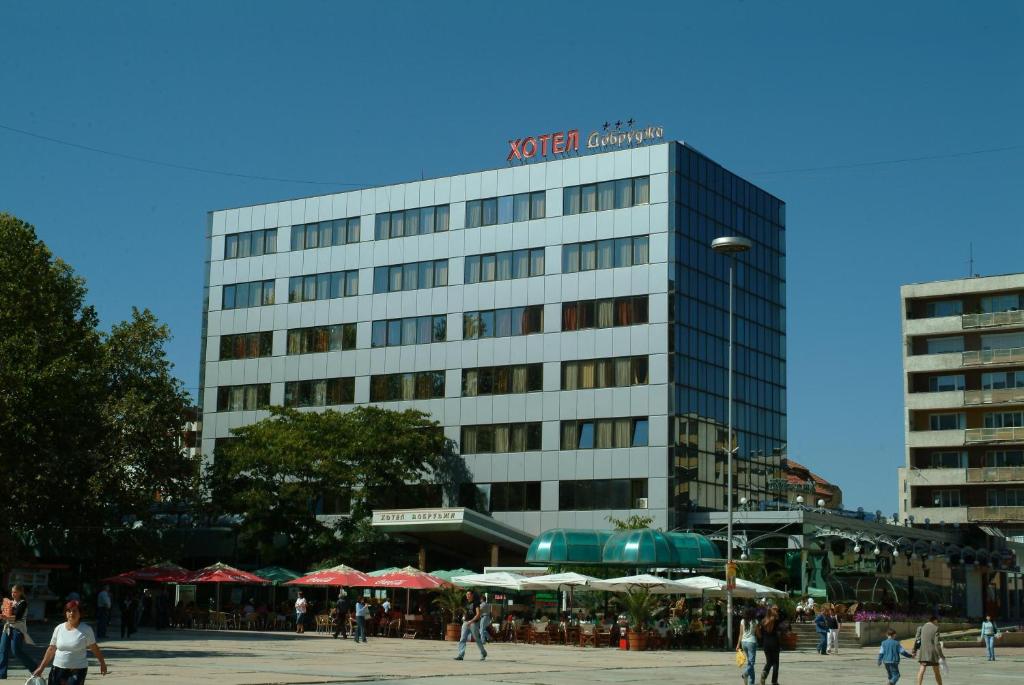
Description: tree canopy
207,405,453,569
0,213,197,574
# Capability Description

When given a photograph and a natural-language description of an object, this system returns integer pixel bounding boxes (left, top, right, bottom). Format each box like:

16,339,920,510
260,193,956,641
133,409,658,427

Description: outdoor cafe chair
528,620,552,645
315,614,332,634
579,623,597,648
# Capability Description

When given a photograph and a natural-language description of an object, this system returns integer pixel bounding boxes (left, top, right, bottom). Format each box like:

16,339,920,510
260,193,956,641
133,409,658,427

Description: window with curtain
562,176,650,215
562,237,648,273
369,372,445,401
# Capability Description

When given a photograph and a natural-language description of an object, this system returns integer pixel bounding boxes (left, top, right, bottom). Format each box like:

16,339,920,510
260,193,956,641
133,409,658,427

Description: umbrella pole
406,588,410,614
217,583,221,612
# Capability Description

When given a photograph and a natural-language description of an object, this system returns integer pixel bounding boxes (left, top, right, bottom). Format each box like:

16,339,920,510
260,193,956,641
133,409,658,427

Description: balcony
967,467,1024,483
962,309,1024,330
963,387,1024,406
907,429,966,448
905,390,963,410
967,506,1024,522
904,505,968,523
904,315,962,337
904,352,963,373
905,468,966,486
962,346,1024,366
964,426,1024,443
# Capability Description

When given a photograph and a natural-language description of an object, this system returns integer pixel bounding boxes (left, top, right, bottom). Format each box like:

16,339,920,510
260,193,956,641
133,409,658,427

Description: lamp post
711,235,752,651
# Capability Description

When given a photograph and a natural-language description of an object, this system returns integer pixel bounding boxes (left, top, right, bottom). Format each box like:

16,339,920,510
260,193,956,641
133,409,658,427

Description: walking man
453,590,487,661
294,591,308,635
826,607,840,654
813,608,829,655
332,590,350,640
95,585,112,639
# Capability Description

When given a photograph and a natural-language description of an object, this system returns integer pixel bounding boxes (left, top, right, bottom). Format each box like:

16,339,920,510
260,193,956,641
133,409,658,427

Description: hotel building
199,135,787,535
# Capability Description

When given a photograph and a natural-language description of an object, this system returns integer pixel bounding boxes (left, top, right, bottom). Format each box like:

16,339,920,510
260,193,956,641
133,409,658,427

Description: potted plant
619,588,657,651
432,585,465,641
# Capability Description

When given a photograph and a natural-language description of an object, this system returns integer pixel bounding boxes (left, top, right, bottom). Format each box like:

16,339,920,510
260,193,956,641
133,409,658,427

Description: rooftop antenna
968,242,979,278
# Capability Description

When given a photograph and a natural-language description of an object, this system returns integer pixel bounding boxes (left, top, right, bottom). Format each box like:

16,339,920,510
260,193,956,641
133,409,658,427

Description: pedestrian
381,598,391,616
0,584,39,679
332,590,350,640
980,614,998,661
294,591,308,634
826,606,841,654
119,593,137,639
877,628,913,685
453,589,487,662
912,615,945,685
32,599,108,684
354,597,368,643
479,593,492,646
736,607,757,685
95,586,112,640
813,607,829,655
758,606,781,685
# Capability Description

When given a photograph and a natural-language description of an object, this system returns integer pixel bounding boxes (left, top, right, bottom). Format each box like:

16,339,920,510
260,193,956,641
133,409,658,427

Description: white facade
201,144,672,534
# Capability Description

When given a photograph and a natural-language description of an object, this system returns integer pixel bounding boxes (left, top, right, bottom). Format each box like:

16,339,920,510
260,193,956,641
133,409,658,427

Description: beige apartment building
899,273,1024,534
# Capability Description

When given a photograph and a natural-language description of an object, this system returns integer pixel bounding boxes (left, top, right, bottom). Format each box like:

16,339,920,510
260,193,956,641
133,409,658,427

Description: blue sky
1,1,1021,515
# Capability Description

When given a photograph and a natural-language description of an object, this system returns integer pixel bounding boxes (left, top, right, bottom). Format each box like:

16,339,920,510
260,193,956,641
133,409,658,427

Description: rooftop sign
507,120,665,164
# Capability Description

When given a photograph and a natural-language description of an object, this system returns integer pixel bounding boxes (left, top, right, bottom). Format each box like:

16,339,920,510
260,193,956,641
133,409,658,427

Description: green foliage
432,584,466,623
0,213,197,574
615,588,658,630
606,514,655,530
207,405,451,569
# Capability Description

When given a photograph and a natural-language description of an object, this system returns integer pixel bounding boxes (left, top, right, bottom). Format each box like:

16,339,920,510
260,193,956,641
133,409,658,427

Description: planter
781,632,798,651
445,623,461,641
627,629,648,652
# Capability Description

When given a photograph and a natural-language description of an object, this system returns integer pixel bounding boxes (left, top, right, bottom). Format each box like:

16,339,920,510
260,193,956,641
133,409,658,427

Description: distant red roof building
781,458,843,509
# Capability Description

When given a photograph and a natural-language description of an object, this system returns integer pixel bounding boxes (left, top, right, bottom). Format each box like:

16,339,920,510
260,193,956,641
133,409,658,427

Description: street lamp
711,234,752,651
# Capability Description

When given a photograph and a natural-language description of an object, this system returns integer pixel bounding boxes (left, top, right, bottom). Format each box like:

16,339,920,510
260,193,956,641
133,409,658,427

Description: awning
525,529,612,564
525,529,718,567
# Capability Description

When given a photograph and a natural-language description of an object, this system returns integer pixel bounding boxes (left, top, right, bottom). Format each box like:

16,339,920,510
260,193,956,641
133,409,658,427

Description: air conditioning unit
635,497,649,509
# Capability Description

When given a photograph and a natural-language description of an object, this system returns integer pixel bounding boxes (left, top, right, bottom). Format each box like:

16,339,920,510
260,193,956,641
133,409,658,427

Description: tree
606,514,655,530
0,213,105,568
207,405,452,569
0,213,197,575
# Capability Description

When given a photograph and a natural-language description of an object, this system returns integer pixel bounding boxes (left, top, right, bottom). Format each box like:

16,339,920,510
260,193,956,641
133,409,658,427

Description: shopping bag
939,657,950,675
24,676,46,685
735,649,747,668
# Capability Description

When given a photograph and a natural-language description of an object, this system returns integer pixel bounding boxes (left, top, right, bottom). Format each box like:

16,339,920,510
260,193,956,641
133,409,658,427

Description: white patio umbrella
589,574,694,594
675,575,786,598
451,572,530,590
519,572,598,591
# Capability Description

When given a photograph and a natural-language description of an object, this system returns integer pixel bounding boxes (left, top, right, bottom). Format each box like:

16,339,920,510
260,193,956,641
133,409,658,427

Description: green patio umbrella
367,567,402,576
255,566,301,585
429,568,475,583
255,566,301,608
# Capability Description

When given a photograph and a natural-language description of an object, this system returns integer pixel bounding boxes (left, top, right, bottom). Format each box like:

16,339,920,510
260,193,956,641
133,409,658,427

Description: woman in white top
294,591,308,634
736,608,758,685
33,600,107,684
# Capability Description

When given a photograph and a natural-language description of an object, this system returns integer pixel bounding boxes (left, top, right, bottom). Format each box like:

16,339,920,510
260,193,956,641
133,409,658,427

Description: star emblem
602,121,610,131
627,118,635,127
615,120,622,129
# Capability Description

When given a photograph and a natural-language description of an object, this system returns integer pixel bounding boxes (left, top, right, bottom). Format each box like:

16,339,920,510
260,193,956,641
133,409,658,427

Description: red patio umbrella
98,573,136,587
125,563,191,583
365,566,450,590
187,562,270,611
285,564,370,587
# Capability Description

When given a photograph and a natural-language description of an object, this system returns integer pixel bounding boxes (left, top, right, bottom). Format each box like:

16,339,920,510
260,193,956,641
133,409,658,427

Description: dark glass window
462,364,543,396
558,478,647,510
563,176,650,216
224,228,278,260
216,384,271,411
287,271,358,302
375,205,450,239
219,332,273,360
222,279,275,310
368,371,445,401
562,237,648,273
283,377,355,407
372,260,449,293
461,423,544,455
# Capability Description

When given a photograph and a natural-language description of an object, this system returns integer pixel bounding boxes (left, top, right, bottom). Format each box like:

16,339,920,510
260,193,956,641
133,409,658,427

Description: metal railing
962,309,1024,329
963,387,1024,405
962,346,1024,366
966,467,1024,483
967,505,1024,521
964,426,1024,443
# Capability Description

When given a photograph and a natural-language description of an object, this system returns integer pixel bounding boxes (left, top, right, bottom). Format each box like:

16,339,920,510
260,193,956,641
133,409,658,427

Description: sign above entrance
506,120,665,164
372,509,465,524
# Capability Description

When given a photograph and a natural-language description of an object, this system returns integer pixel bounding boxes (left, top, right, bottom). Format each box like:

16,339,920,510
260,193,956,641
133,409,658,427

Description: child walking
877,629,914,684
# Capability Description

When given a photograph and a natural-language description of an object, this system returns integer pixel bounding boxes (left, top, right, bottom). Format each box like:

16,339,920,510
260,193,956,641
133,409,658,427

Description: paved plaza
12,627,1022,684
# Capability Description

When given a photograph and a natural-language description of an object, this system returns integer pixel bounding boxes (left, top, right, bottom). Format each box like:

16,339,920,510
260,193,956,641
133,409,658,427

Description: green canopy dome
525,529,612,564
601,529,679,566
667,532,721,567
526,529,718,567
